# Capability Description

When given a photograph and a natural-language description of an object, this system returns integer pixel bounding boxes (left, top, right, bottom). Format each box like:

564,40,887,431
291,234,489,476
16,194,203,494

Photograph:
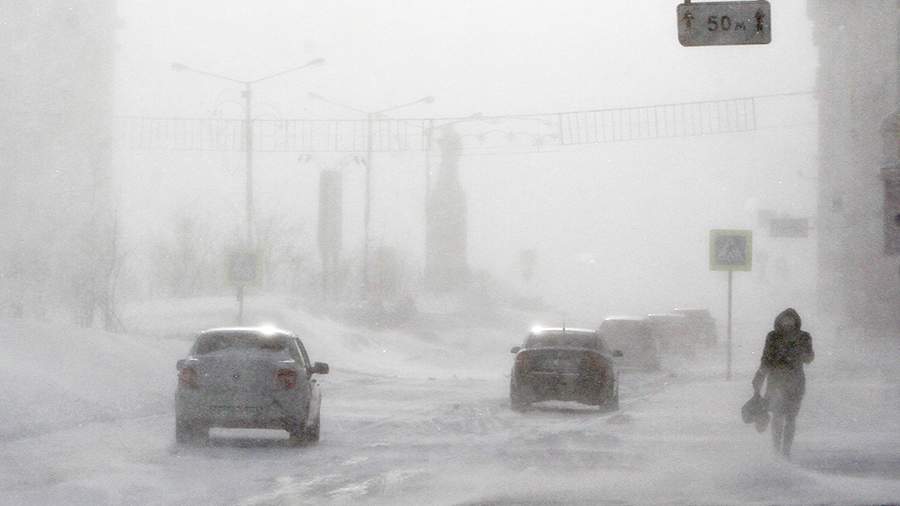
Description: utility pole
172,58,324,248
244,82,254,245
363,112,374,293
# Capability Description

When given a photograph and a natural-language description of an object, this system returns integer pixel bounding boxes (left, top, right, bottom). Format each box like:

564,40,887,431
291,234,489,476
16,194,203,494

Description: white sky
115,0,818,117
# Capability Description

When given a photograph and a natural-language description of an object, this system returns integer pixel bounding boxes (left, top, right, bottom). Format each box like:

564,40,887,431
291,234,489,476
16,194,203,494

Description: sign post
709,229,753,380
227,250,259,325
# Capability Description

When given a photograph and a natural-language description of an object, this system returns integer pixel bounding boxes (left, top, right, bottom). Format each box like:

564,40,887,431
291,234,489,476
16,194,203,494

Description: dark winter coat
752,308,814,416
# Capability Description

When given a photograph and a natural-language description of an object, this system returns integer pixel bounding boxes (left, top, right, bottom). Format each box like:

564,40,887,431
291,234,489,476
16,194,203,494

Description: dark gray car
509,327,622,412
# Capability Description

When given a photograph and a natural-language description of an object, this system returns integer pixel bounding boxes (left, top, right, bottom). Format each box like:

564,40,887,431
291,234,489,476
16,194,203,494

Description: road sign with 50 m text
677,1,771,47
709,229,753,271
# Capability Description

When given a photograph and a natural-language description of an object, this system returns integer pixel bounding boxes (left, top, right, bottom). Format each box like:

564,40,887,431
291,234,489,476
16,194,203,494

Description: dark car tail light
178,367,199,388
276,368,298,389
515,352,528,373
581,355,607,379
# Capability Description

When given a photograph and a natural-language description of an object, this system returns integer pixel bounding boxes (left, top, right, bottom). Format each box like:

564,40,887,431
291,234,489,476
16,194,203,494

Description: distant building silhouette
0,1,117,325
808,1,899,333
318,170,342,299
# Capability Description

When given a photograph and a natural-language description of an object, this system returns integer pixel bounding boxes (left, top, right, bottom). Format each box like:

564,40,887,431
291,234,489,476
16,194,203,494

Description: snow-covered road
4,366,900,505
2,299,899,505
0,363,661,505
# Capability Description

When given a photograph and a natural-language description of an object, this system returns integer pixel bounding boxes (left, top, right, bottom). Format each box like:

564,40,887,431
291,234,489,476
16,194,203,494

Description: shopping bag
741,392,770,433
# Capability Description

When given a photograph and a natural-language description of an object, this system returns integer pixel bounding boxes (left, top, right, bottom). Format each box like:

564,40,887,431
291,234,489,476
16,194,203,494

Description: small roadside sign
709,229,753,271
677,1,771,47
710,228,753,381
769,217,809,238
227,251,258,286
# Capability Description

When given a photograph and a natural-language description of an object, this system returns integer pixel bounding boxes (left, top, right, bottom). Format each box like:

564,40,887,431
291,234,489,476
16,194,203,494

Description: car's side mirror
510,346,521,354
311,362,329,375
612,350,624,358
176,359,186,370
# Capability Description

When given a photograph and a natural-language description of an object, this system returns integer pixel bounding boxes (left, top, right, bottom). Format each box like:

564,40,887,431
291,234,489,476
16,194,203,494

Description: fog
1,1,899,505
113,1,819,321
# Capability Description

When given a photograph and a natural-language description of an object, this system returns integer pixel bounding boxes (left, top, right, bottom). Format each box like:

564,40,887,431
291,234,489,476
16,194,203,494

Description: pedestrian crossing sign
709,229,753,271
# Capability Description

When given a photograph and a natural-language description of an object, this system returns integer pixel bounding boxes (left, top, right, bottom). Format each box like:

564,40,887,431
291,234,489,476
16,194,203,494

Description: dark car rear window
525,332,605,351
193,333,287,355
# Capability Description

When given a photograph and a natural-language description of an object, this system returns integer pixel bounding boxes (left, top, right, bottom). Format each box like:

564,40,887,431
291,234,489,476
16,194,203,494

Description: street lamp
172,58,325,246
307,92,434,296
173,59,323,325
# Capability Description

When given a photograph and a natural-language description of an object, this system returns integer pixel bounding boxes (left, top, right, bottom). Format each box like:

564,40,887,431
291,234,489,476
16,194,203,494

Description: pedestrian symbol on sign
716,236,747,265
710,230,752,271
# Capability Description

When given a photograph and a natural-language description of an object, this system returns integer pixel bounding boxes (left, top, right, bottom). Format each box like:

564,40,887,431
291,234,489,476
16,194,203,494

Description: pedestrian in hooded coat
752,308,814,459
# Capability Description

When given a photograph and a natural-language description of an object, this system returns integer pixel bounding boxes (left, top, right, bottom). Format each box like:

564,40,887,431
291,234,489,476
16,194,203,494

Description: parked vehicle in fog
671,308,717,348
509,327,622,411
175,327,329,444
599,316,660,371
647,313,694,357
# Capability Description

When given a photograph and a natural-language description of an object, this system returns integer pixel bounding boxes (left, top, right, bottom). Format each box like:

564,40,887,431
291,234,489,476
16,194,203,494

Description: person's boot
771,415,784,454
782,418,795,460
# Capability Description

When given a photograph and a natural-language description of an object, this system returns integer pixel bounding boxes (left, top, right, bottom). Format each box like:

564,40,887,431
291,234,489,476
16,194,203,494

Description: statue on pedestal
425,126,469,292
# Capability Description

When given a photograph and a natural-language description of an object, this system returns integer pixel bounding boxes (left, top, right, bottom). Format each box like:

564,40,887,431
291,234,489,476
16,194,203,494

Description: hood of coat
774,307,802,334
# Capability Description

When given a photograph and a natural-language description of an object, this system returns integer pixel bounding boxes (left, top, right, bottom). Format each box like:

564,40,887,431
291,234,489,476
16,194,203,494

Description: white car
175,327,329,444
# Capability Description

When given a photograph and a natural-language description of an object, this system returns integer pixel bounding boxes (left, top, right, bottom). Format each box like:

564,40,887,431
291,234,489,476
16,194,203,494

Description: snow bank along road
1,302,899,505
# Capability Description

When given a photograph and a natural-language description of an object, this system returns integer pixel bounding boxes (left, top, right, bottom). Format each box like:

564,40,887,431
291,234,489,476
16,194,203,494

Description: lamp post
307,92,434,296
172,58,325,246
173,59,323,324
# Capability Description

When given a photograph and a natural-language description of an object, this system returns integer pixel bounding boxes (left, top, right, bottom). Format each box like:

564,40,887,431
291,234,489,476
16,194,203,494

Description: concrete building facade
0,1,118,324
808,1,900,338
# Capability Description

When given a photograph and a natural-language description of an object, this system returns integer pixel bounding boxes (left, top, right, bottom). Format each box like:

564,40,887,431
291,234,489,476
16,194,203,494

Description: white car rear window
194,333,287,355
